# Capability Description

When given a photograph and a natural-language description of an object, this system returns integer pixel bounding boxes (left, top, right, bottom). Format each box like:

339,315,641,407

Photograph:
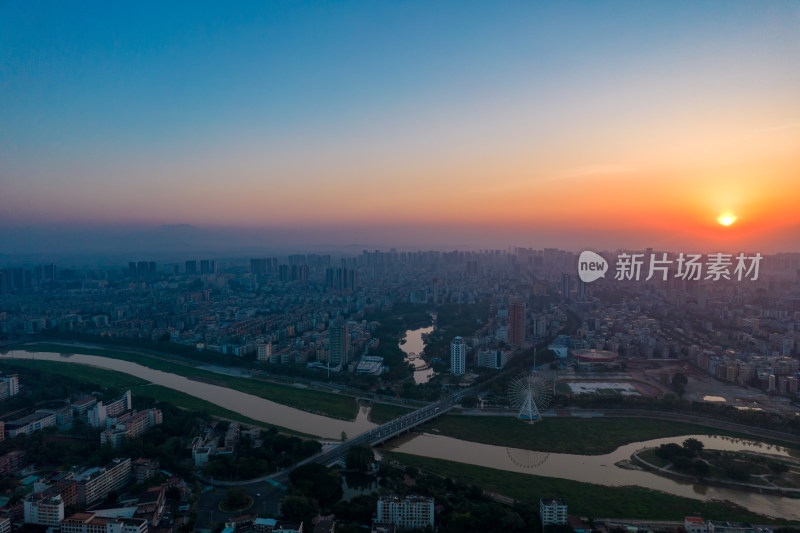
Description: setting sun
718,214,737,226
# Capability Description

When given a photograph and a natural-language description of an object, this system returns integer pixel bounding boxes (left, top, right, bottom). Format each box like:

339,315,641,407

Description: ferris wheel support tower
508,370,552,422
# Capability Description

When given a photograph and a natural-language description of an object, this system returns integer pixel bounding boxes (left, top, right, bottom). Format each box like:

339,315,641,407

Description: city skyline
2,2,799,255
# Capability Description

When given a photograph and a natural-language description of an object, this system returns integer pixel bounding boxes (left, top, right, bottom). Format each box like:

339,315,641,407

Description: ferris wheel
508,370,552,422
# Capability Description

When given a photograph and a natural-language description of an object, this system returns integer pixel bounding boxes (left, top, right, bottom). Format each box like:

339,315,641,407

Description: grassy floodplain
0,358,148,389
7,342,358,420
424,415,786,455
0,359,316,437
134,384,315,437
368,402,413,424
385,452,793,524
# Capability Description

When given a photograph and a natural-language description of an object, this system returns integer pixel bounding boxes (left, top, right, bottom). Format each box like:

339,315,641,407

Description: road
199,393,465,488
195,480,285,530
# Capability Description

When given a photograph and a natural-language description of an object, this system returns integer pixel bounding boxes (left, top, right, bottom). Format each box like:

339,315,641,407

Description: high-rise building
88,391,132,428
328,320,349,367
257,343,272,362
532,314,546,338
60,513,147,533
278,264,289,282
250,258,268,275
477,349,509,369
290,264,308,282
23,494,64,526
561,274,571,301
324,267,357,290
6,411,56,437
43,263,57,280
540,498,567,526
376,496,434,530
450,337,465,376
508,301,525,346
185,260,197,275
136,261,148,279
0,269,8,295
0,450,27,475
200,259,215,274
99,408,163,447
75,458,132,505
0,374,19,400
578,279,587,301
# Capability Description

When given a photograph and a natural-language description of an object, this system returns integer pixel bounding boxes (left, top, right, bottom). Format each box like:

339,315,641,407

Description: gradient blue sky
2,1,799,252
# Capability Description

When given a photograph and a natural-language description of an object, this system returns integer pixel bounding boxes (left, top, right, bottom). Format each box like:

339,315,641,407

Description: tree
682,438,704,456
166,486,181,502
280,494,316,523
345,445,374,473
672,455,692,471
332,494,378,524
499,510,526,532
222,488,250,511
460,395,478,408
671,372,688,397
289,463,342,506
661,393,678,410
655,442,683,460
693,459,710,476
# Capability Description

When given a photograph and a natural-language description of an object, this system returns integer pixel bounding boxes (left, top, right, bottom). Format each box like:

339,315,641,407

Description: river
385,432,800,520
399,325,435,384
1,350,375,440
3,349,799,519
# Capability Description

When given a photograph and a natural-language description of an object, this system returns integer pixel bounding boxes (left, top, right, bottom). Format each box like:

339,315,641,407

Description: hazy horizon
1,222,798,266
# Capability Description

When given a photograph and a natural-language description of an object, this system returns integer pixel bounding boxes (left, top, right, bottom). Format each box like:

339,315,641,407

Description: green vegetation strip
11,343,358,420
425,416,766,455
0,359,147,389
0,359,317,438
386,452,791,524
9,342,200,369
637,448,672,468
368,403,413,424
134,385,317,438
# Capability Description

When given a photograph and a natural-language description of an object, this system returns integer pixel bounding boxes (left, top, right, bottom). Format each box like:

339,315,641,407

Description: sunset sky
2,1,799,253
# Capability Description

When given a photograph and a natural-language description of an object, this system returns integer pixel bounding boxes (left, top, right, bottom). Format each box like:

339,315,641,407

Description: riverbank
5,342,359,420
0,352,377,439
633,448,800,498
420,415,779,455
368,402,413,424
384,451,793,524
0,358,314,437
0,357,148,389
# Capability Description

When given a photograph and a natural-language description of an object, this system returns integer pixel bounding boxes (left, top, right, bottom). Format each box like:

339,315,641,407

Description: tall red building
509,301,525,346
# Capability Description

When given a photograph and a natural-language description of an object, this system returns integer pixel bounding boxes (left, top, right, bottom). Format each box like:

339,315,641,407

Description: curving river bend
2,350,798,520
1,350,376,440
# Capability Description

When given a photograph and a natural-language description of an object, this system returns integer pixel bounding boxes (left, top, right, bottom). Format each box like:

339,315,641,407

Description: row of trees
203,428,321,480
554,389,800,435
280,463,344,527
654,438,709,476
280,459,544,533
